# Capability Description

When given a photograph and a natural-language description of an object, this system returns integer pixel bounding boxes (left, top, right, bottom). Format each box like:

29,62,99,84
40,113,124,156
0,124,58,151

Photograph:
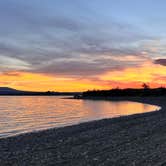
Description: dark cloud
154,59,166,66
33,55,145,77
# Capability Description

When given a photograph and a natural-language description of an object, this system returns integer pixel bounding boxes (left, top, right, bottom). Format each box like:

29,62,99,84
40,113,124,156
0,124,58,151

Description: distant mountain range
0,87,80,96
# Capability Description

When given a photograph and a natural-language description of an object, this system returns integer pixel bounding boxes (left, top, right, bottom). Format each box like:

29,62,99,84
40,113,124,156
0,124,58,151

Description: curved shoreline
0,96,165,165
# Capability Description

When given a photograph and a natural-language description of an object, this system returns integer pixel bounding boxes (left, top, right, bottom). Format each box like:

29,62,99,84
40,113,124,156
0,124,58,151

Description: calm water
0,96,160,138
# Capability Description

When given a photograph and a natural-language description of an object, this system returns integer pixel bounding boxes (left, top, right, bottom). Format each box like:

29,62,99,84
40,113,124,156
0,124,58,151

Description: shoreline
0,96,166,165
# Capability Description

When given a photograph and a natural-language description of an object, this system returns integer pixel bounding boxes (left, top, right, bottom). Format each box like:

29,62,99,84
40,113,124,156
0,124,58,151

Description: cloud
33,54,150,78
0,55,31,70
154,59,166,66
1,72,22,77
0,0,156,78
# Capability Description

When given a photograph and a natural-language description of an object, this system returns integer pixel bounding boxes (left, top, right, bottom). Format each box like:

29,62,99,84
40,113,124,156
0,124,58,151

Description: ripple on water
0,96,160,138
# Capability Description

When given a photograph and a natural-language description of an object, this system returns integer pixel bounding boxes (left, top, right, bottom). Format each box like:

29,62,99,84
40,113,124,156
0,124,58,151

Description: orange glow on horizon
100,62,166,89
0,71,104,92
0,62,165,92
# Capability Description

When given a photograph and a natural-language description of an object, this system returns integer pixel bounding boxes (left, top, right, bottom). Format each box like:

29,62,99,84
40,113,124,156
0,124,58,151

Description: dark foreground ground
0,97,166,166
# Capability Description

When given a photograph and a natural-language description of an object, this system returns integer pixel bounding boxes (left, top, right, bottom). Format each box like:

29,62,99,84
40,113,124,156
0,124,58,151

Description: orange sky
0,61,165,92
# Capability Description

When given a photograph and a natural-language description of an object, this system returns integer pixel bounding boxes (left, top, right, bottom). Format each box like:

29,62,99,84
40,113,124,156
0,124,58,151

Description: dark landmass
0,96,166,165
0,87,80,96
81,88,166,98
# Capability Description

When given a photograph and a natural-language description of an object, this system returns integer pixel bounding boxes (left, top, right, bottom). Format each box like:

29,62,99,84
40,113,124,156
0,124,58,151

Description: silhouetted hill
0,87,15,91
0,87,27,95
0,87,79,96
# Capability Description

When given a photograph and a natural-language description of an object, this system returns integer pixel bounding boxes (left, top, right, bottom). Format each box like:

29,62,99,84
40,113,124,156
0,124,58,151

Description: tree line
82,86,166,97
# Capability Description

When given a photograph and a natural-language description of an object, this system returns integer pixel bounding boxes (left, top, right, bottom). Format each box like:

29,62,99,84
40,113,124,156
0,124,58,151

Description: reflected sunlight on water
0,96,160,138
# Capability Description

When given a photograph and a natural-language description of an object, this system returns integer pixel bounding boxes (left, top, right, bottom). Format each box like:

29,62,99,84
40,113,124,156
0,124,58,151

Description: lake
0,96,160,138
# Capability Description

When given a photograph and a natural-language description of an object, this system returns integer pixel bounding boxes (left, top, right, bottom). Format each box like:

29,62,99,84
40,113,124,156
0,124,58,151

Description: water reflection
0,96,160,137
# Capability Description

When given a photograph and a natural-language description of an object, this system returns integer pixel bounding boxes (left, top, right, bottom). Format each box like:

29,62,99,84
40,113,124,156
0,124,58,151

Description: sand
0,96,165,166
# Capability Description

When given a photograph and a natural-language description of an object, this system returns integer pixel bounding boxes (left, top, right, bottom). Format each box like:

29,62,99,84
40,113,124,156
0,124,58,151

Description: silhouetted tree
142,83,150,89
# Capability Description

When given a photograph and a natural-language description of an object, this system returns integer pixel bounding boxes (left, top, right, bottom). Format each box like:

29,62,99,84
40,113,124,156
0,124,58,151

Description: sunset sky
0,0,166,92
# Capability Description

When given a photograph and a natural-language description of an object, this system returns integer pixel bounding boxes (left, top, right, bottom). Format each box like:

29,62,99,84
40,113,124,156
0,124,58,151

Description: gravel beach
0,96,165,166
